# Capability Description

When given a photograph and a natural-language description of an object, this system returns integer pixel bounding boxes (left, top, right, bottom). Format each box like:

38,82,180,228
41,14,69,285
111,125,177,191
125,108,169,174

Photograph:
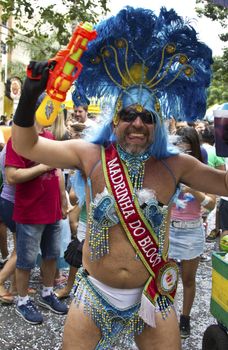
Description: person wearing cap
10,6,228,350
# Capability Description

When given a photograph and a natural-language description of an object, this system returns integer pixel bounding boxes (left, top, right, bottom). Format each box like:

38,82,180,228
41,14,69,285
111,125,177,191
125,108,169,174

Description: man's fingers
28,60,49,78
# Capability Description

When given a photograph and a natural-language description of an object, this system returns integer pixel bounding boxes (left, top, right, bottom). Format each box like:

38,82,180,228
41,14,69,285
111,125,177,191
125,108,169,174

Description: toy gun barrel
35,22,97,126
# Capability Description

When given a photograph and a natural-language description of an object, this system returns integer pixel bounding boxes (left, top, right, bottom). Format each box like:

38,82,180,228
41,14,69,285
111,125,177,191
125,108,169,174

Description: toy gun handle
35,22,97,126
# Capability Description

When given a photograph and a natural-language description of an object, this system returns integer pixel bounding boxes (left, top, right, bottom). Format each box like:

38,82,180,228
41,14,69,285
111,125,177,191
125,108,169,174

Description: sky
107,0,226,56
40,0,227,56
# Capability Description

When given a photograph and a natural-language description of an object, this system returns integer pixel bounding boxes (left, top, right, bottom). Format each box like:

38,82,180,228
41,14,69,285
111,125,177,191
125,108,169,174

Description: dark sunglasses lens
119,111,155,124
120,111,137,122
142,113,154,124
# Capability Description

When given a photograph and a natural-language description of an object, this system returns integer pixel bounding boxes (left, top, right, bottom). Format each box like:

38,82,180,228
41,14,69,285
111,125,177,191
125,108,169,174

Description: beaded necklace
88,145,151,261
116,144,151,193
117,144,167,258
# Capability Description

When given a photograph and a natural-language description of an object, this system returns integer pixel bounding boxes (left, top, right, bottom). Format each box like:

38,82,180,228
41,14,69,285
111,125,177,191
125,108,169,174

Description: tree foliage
0,0,109,48
195,1,228,105
7,60,26,80
1,0,227,107
195,0,228,41
207,48,228,106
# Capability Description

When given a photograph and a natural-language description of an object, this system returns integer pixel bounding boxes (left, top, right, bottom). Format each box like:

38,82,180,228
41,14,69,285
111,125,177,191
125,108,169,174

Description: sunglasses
119,110,156,124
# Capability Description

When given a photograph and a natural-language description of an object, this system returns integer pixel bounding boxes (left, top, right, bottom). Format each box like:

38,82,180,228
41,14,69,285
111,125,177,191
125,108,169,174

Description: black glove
13,61,49,127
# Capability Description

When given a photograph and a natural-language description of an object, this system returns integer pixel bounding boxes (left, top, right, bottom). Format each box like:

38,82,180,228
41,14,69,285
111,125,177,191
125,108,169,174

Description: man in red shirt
5,121,68,324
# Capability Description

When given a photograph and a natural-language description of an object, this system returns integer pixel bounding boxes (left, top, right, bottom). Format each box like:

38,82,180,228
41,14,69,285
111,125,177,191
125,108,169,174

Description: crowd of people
0,5,228,350
0,96,95,316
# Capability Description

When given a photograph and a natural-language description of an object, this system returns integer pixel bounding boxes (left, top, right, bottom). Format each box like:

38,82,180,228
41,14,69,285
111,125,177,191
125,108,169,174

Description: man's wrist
13,91,37,127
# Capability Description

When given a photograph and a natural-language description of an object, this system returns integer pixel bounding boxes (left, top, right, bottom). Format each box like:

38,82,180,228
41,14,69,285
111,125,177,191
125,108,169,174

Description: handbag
64,237,84,268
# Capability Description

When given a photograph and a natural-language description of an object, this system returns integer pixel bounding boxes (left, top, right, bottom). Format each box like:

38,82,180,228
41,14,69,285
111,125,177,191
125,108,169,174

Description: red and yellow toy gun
29,22,97,126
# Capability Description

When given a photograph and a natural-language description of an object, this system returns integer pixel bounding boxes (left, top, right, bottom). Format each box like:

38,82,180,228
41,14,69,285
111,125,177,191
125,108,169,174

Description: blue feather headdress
72,82,90,107
78,6,213,122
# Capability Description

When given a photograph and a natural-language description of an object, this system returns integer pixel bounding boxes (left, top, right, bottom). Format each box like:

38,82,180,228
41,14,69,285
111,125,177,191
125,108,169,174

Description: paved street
0,239,218,350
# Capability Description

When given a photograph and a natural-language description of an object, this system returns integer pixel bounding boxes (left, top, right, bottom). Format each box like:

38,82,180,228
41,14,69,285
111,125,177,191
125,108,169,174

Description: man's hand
38,164,54,173
13,60,50,128
25,61,50,99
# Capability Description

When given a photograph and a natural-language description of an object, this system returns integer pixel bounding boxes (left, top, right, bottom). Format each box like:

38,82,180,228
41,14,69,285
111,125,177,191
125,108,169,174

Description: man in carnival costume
11,6,228,350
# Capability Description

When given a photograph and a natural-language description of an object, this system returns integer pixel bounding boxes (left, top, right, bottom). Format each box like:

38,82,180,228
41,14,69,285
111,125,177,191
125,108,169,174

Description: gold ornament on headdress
135,104,143,112
113,98,122,126
91,39,194,90
155,98,160,113
113,114,119,126
90,37,194,123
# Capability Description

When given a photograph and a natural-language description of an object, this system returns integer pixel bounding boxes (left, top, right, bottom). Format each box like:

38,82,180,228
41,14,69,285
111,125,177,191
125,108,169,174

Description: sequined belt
171,219,202,229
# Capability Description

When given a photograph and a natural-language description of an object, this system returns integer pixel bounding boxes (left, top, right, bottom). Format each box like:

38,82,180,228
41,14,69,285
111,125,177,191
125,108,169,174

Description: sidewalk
0,242,217,350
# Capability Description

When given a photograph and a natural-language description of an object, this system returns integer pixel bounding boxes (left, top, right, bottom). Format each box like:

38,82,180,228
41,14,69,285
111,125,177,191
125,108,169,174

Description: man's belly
82,229,150,289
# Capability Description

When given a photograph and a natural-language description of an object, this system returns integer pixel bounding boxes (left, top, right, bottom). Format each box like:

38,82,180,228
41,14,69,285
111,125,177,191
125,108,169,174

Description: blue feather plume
72,82,90,107
78,6,213,121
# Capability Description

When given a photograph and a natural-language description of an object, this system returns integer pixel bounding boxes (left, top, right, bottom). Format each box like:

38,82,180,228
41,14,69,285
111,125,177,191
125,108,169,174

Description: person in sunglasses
10,6,227,350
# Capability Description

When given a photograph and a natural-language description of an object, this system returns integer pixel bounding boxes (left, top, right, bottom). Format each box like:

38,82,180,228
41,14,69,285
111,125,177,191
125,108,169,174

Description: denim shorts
0,197,16,233
169,222,205,260
16,221,61,270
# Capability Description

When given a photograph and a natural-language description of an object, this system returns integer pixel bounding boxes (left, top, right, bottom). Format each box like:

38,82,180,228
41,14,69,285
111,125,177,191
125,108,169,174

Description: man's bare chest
89,158,177,206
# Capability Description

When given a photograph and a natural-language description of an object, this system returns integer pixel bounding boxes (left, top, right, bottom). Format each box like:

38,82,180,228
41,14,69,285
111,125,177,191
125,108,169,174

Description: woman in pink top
169,127,216,339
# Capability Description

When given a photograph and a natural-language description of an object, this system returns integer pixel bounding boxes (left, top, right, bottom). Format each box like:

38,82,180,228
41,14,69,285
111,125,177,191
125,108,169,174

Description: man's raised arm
12,61,86,170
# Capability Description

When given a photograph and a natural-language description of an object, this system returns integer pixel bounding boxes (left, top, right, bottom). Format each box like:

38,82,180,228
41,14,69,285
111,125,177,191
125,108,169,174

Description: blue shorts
169,222,205,260
0,197,16,233
16,221,61,270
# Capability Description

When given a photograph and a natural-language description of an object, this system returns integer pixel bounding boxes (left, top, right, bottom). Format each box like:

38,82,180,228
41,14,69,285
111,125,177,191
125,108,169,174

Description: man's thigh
63,301,101,350
135,308,181,350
